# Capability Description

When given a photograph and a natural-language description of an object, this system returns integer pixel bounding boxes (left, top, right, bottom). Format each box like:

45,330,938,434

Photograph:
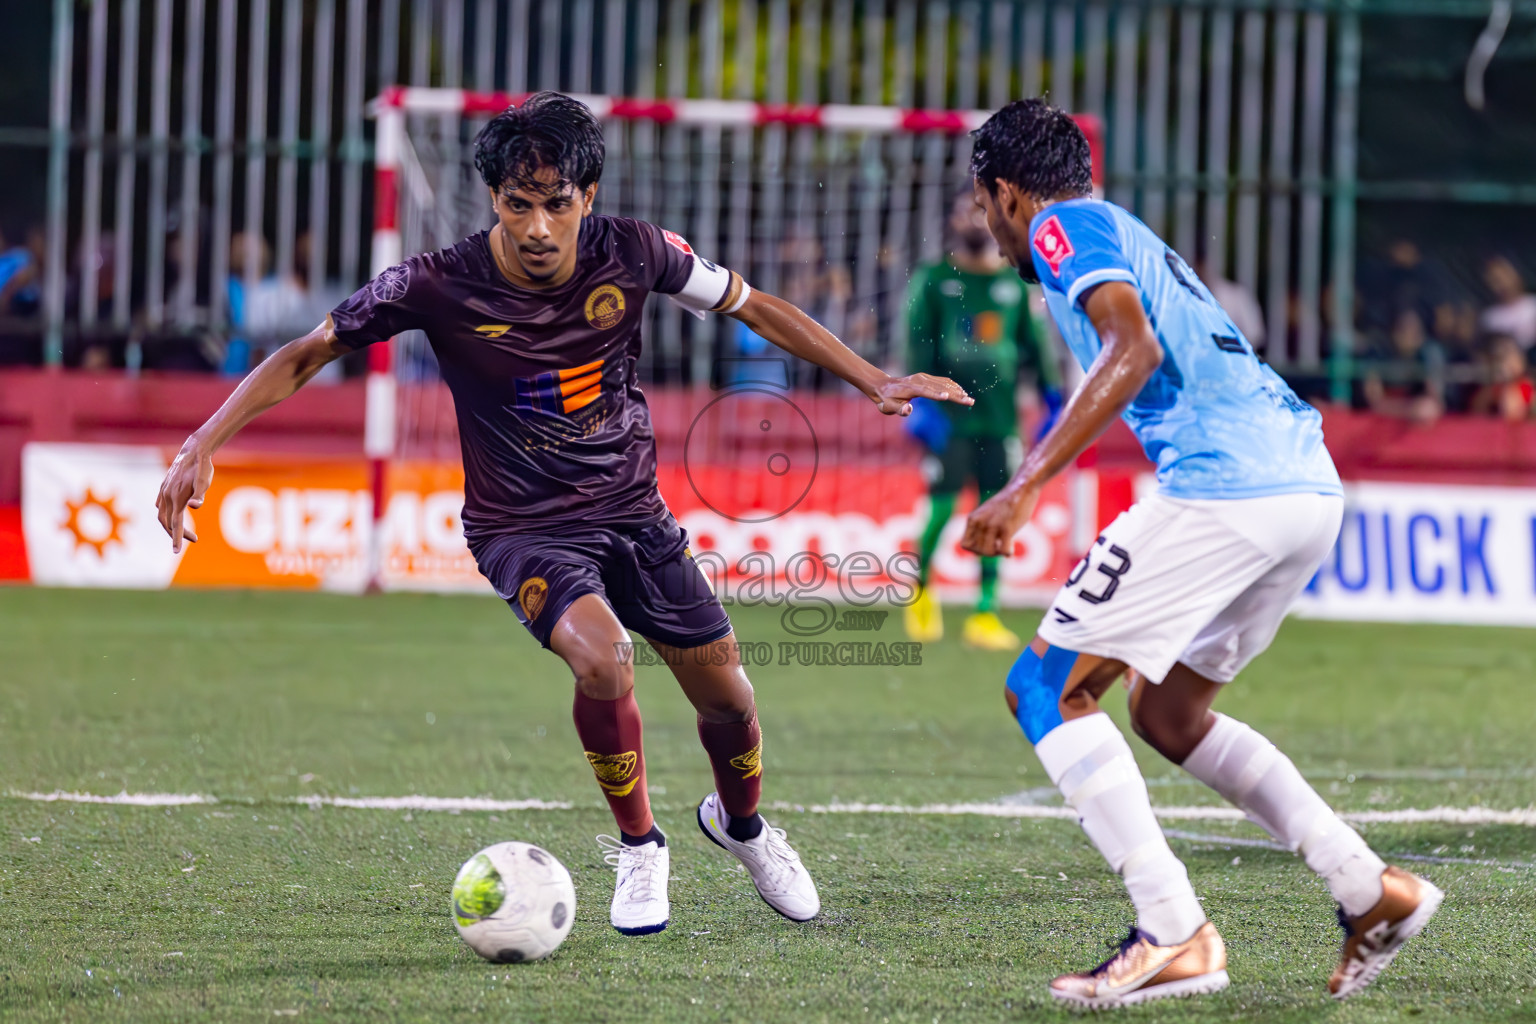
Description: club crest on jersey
584,284,626,329
662,230,693,256
1032,215,1074,275
518,577,549,621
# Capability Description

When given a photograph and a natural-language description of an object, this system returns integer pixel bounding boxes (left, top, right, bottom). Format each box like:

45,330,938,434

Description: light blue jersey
1029,198,1341,499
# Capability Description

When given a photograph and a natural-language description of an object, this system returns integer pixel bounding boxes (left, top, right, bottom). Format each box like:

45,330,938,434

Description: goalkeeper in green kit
903,190,1061,650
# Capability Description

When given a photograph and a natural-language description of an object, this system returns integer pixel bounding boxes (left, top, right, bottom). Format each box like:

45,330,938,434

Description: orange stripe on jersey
559,358,604,382
562,385,601,413
560,371,602,398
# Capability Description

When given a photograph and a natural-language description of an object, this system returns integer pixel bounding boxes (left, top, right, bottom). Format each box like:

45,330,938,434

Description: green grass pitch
0,587,1533,1022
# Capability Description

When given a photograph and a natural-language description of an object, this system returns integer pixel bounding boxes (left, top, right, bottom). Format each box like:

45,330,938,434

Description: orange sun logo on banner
61,488,129,559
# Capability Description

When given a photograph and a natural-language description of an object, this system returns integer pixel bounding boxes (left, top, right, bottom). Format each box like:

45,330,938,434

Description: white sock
1036,712,1207,946
1182,713,1386,917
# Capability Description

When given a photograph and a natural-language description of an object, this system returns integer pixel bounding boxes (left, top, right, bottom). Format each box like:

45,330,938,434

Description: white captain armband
666,252,752,320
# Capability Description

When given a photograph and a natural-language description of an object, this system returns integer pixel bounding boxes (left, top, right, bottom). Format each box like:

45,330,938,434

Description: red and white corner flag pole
364,102,404,592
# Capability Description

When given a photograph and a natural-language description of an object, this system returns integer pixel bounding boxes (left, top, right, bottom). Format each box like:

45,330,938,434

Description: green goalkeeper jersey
905,259,1057,439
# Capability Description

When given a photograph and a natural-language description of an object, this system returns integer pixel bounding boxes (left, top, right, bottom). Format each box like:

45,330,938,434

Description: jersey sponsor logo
990,278,1023,305
584,751,640,796
512,358,605,417
371,262,411,302
968,311,1003,344
473,324,512,338
583,284,626,330
518,576,550,620
939,278,963,297
662,229,693,255
729,742,763,779
1032,215,1074,275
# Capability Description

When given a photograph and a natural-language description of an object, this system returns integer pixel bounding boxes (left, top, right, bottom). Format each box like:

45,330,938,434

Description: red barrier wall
1,369,1533,506
0,370,367,504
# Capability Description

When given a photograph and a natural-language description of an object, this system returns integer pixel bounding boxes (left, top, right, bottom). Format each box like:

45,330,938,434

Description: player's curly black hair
473,91,605,195
970,98,1093,200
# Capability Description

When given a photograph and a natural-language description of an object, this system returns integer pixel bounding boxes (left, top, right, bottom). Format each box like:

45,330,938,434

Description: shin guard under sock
697,712,763,838
572,689,653,837
1037,713,1208,945
1183,713,1386,916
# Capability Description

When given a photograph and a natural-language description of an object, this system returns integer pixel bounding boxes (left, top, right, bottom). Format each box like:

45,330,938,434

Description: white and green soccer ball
451,841,576,963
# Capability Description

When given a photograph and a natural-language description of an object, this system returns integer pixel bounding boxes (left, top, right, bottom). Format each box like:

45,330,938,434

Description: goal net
376,90,1092,454
369,89,1105,601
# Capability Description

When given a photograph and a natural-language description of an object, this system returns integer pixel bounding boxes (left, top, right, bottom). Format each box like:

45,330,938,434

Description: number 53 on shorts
1038,492,1344,685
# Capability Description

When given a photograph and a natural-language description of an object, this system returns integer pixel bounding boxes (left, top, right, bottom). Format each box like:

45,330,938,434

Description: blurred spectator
0,224,43,316
0,224,44,365
1468,335,1533,422
726,231,858,388
295,230,352,316
1357,239,1455,343
225,231,339,381
224,231,264,373
1363,309,1445,424
78,344,113,372
1479,256,1536,352
70,232,117,323
1200,260,1266,353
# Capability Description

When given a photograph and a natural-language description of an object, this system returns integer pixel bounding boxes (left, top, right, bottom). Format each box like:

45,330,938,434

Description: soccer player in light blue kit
961,100,1443,1008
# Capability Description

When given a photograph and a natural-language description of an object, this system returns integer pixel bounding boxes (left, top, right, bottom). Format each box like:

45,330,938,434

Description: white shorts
1037,491,1343,684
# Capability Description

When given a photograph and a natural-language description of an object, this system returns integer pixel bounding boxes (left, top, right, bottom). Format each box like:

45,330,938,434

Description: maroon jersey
330,216,715,540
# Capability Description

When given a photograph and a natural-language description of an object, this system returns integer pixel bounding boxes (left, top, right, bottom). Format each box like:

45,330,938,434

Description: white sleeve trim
720,279,751,314
1066,267,1137,308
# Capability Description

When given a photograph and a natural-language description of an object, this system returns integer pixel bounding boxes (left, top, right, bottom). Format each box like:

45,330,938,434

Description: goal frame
364,88,1104,586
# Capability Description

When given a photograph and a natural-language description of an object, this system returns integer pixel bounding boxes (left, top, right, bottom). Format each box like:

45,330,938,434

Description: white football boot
696,792,820,922
596,834,670,935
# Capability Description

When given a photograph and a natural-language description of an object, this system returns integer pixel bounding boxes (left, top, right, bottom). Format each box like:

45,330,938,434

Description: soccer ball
451,841,576,963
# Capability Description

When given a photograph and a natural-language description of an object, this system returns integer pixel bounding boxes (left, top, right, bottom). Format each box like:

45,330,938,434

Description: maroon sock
697,712,763,821
572,689,653,837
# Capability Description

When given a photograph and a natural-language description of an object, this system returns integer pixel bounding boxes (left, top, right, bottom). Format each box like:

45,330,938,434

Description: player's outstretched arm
961,281,1162,556
155,318,350,552
729,289,974,415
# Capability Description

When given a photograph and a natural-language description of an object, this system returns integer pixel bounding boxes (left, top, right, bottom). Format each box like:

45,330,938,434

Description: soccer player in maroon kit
155,92,971,936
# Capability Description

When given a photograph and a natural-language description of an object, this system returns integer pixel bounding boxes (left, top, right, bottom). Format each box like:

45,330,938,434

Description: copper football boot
1329,866,1444,999
1050,921,1229,1008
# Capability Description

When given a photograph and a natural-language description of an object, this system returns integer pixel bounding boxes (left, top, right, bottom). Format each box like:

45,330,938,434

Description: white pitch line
1344,806,1536,827
8,790,1536,827
769,800,1536,828
1163,828,1536,872
7,791,570,812
764,801,1242,821
297,795,572,812
12,791,215,807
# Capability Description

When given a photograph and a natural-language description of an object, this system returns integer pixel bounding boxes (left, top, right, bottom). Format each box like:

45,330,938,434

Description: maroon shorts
468,515,732,651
